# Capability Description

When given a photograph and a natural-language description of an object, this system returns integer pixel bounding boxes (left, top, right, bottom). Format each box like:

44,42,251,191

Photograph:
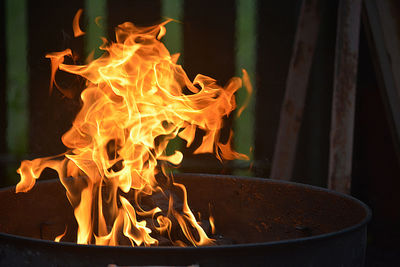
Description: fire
55,226,68,242
72,9,85,37
16,17,249,246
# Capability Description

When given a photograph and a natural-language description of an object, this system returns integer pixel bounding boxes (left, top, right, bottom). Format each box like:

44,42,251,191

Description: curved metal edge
0,173,372,251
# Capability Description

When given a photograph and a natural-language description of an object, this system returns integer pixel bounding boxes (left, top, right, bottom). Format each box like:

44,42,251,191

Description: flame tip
73,9,85,37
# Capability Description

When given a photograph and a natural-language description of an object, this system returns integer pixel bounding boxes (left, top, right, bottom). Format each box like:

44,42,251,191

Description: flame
16,18,249,246
55,226,68,242
209,216,216,235
73,9,85,37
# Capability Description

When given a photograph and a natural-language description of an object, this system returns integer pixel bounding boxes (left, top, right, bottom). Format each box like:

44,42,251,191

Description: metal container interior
0,174,371,267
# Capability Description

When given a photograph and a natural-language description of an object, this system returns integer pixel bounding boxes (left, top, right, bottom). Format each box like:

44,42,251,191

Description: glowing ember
16,15,249,246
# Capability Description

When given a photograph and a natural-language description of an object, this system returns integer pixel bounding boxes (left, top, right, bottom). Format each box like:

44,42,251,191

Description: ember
15,16,249,247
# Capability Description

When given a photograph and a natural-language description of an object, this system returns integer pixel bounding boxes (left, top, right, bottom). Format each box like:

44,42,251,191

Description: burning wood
15,15,249,247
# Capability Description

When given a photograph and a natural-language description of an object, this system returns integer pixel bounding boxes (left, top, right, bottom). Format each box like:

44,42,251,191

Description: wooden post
234,0,257,176
161,0,183,56
328,0,362,194
0,0,7,185
271,0,321,180
5,0,29,184
363,0,400,161
85,0,107,59
374,1,400,99
5,0,29,157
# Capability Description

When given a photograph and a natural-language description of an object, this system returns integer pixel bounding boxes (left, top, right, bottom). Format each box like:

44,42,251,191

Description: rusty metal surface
271,0,322,181
328,0,362,194
0,174,371,266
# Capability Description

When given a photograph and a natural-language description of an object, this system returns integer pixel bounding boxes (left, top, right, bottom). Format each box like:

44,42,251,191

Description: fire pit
0,173,370,266
0,13,370,267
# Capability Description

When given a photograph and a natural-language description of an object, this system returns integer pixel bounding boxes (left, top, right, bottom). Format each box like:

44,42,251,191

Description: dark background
0,0,399,265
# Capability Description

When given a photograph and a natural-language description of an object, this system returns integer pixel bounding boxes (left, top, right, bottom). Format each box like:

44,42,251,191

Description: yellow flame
54,226,68,242
16,18,250,246
209,216,215,235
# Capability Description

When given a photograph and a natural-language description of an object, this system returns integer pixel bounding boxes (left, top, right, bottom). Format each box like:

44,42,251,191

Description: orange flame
73,9,85,37
209,216,215,235
16,19,250,246
55,226,68,242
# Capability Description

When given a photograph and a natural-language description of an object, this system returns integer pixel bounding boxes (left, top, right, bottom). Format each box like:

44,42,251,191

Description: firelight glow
16,17,250,246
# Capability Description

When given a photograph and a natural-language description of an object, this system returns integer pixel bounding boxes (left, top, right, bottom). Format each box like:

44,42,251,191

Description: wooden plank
294,0,338,187
85,0,107,59
271,0,321,180
0,0,6,152
5,0,29,157
363,0,400,161
328,0,362,194
5,0,29,184
0,0,7,185
233,0,257,176
375,1,400,100
161,0,183,56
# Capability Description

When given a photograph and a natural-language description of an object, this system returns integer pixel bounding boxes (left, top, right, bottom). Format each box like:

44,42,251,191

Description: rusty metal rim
0,174,372,250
